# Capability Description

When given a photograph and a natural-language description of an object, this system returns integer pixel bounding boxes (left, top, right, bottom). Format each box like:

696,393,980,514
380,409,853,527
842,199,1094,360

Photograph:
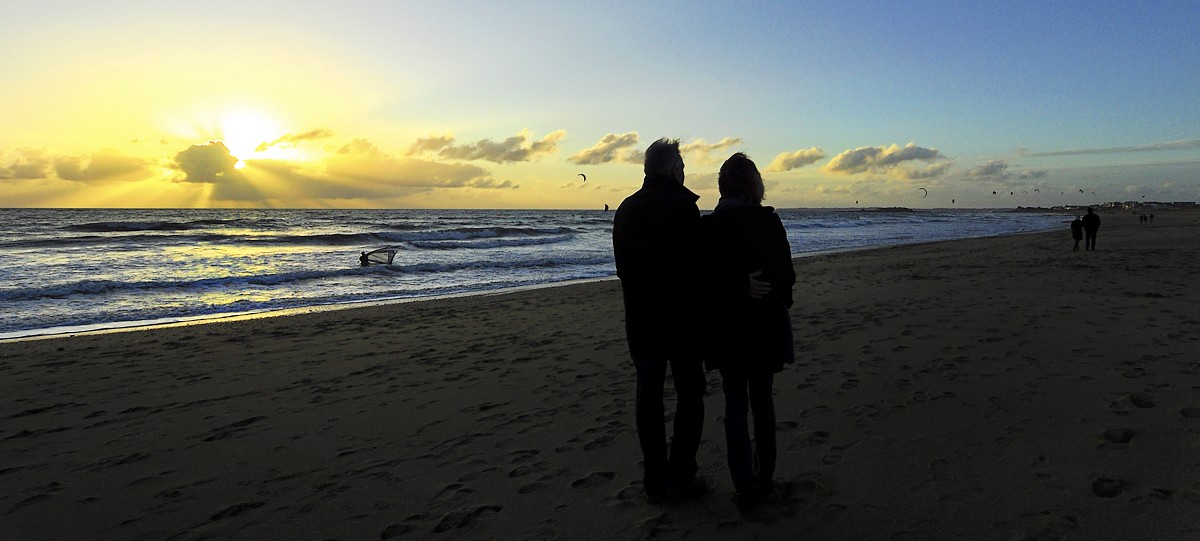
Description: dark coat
1081,212,1101,232
1070,219,1083,240
612,174,702,359
699,202,795,374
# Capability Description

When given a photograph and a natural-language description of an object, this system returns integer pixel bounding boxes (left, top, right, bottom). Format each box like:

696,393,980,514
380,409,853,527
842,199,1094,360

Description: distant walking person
1081,207,1102,251
700,153,795,510
612,138,710,503
1070,216,1084,251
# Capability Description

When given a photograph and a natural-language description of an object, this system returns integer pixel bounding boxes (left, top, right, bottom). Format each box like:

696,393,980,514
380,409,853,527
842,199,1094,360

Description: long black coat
612,175,702,359
699,204,795,374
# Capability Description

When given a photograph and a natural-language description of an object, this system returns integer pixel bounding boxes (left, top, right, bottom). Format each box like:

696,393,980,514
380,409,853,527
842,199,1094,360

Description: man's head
644,138,684,184
718,152,765,203
1087,207,1094,214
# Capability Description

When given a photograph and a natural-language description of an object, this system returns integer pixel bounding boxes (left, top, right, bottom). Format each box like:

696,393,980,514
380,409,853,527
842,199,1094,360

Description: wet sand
2,208,1199,540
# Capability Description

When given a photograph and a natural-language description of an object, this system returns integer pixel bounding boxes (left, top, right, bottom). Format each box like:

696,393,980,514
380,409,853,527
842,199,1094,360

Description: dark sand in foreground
3,209,1199,540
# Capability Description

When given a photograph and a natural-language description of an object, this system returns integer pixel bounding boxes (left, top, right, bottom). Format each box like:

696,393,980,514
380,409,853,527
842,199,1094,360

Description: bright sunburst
219,110,282,168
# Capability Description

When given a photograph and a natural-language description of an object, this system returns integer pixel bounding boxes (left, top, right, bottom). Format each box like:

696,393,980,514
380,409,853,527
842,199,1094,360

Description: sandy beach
3,208,1199,540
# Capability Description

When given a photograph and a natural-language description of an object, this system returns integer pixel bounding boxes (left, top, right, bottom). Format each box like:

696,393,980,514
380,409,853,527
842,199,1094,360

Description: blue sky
1,0,1197,208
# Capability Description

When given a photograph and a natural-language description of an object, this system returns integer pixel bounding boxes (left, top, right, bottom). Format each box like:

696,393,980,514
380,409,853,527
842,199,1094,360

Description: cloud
963,160,1047,183
765,147,826,172
894,162,953,180
54,148,154,183
823,143,947,177
685,171,718,191
173,142,245,184
964,160,1010,179
413,129,566,163
172,141,260,201
1022,139,1200,158
405,134,455,155
166,138,517,203
569,132,640,165
814,183,856,195
569,133,743,166
328,139,516,189
0,149,53,180
680,137,744,164
255,129,335,152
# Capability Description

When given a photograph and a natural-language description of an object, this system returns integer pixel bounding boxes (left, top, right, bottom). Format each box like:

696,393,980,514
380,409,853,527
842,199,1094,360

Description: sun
219,110,282,168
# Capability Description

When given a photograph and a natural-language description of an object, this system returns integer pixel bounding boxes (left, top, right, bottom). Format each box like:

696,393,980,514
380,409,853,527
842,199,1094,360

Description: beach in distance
2,208,1199,540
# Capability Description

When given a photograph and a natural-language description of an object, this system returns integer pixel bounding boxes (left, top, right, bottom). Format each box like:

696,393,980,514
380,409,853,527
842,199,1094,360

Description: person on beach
1071,216,1084,251
699,153,795,510
1081,207,1101,251
359,251,370,266
612,138,711,503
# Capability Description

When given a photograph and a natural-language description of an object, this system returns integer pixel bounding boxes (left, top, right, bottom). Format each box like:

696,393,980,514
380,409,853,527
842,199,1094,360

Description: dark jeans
1085,229,1098,250
634,355,705,496
721,371,776,494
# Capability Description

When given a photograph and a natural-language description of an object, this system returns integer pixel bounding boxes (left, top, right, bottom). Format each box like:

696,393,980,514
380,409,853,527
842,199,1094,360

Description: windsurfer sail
360,248,397,266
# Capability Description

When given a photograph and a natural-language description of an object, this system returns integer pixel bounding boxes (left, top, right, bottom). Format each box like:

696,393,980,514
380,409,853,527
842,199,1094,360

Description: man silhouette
1081,207,1102,251
612,138,709,503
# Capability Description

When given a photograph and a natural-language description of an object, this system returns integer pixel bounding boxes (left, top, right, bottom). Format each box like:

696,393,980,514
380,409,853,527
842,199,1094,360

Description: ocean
0,208,1069,339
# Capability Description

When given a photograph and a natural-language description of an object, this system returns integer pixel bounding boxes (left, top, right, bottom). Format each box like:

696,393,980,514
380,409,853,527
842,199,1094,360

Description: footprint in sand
380,524,414,539
1123,367,1147,379
616,483,642,501
517,482,546,494
1092,477,1129,498
1100,427,1135,444
507,462,548,478
1130,392,1157,408
822,446,849,465
209,501,265,521
508,449,540,463
432,505,503,533
806,430,831,446
1031,454,1053,480
571,471,616,489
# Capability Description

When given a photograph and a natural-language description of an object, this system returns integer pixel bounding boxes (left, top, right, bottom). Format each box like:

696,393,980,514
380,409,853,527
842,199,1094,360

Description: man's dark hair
644,138,681,176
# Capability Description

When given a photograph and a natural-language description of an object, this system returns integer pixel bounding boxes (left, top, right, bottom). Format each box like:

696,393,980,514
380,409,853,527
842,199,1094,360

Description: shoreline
2,223,1068,342
3,209,1198,539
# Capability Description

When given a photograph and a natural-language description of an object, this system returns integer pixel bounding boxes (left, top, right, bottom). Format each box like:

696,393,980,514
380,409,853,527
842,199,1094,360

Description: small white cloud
680,137,744,164
255,129,335,152
432,129,566,163
570,132,640,165
765,147,826,172
823,143,947,178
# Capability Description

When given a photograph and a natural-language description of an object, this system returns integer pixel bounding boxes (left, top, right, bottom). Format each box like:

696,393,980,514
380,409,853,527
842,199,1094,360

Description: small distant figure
1081,207,1101,251
1149,214,1154,223
359,251,369,266
1071,216,1083,251
1139,214,1147,224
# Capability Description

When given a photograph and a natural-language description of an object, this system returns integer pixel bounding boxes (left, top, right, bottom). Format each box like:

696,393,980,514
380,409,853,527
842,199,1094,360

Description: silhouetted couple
612,139,795,510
